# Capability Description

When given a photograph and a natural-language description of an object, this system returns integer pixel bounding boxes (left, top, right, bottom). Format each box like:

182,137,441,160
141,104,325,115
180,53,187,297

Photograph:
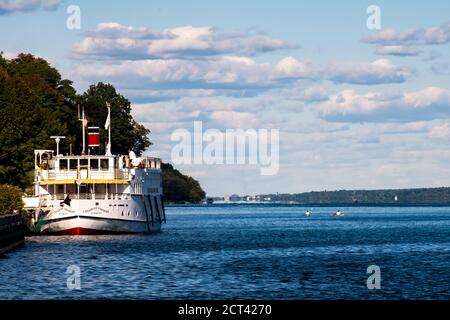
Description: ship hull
40,215,161,235
29,195,166,235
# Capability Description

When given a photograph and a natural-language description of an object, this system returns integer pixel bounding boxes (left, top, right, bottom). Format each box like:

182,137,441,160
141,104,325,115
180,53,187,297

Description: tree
0,185,23,216
0,53,71,188
162,163,206,203
80,83,151,156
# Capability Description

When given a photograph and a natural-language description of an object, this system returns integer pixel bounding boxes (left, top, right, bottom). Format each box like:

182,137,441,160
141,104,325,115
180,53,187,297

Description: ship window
59,159,68,170
69,159,78,171
90,158,99,170
80,159,88,167
100,159,109,171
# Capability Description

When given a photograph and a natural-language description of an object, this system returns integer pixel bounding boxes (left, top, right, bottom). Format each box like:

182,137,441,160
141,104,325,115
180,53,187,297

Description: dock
0,214,26,254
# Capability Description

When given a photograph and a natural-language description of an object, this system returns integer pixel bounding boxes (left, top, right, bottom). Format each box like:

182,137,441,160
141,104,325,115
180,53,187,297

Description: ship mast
50,136,66,156
105,102,112,156
78,104,87,155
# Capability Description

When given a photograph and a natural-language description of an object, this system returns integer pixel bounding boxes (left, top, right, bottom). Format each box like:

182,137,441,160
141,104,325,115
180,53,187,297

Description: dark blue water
1,205,449,300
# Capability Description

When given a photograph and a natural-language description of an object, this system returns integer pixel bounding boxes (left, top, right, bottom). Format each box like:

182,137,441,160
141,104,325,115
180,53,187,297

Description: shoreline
166,202,450,207
0,214,26,254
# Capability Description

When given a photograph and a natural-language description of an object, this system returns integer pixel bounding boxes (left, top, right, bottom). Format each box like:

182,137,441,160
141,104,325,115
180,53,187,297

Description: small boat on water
332,210,345,217
305,210,312,217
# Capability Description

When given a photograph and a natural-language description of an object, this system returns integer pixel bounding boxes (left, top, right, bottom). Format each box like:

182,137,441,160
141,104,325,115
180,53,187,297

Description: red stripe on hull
50,227,133,235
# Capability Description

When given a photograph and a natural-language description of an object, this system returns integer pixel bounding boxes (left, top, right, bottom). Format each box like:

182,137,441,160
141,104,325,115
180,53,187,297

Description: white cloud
281,84,330,103
324,59,412,85
132,102,201,125
374,45,421,57
122,88,218,103
318,87,450,122
274,56,316,79
362,21,450,45
73,56,273,91
273,57,412,84
429,122,450,139
74,56,412,97
73,23,291,60
72,23,413,102
131,95,276,130
299,86,330,103
0,0,63,14
210,110,259,129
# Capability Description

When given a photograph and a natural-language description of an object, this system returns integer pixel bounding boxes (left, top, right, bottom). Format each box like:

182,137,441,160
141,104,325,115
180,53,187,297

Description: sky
1,0,450,196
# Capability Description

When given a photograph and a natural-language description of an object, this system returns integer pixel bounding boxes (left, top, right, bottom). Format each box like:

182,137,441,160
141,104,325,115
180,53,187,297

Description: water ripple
0,205,449,299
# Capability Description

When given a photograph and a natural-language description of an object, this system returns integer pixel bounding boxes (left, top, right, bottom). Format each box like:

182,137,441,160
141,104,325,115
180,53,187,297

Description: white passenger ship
23,106,166,235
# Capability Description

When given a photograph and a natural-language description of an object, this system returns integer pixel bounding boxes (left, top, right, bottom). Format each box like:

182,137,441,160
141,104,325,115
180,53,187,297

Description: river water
0,205,449,299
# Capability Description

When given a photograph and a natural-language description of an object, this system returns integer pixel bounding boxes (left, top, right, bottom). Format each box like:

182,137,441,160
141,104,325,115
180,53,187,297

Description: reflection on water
1,205,449,299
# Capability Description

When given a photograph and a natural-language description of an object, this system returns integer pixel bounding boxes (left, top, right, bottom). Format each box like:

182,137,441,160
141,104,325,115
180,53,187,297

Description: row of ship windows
58,158,110,171
57,159,163,171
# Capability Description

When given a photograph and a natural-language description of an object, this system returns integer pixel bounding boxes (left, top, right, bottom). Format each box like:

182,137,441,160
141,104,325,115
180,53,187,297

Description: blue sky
1,0,450,196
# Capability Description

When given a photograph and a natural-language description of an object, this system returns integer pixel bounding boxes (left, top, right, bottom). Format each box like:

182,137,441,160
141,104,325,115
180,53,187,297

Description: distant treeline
261,187,450,205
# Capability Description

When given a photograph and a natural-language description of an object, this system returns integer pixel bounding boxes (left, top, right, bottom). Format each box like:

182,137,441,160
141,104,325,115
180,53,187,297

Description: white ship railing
43,169,130,181
44,193,131,201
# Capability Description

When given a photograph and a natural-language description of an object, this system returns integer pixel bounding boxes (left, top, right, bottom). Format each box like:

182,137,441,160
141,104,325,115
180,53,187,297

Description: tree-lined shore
261,187,450,205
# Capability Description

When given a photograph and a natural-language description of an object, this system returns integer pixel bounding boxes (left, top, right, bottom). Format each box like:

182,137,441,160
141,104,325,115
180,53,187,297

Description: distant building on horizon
230,194,241,202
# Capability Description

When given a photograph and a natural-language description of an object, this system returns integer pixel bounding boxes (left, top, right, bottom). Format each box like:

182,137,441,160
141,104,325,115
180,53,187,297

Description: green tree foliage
0,184,23,216
0,53,72,188
162,163,206,203
80,83,150,156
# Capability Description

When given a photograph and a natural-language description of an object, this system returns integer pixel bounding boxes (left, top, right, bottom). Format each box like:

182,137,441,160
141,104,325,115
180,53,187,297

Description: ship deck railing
40,193,132,202
37,169,132,185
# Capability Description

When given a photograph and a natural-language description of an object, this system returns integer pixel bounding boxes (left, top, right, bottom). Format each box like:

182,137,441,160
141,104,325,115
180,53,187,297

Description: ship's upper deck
35,150,161,185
